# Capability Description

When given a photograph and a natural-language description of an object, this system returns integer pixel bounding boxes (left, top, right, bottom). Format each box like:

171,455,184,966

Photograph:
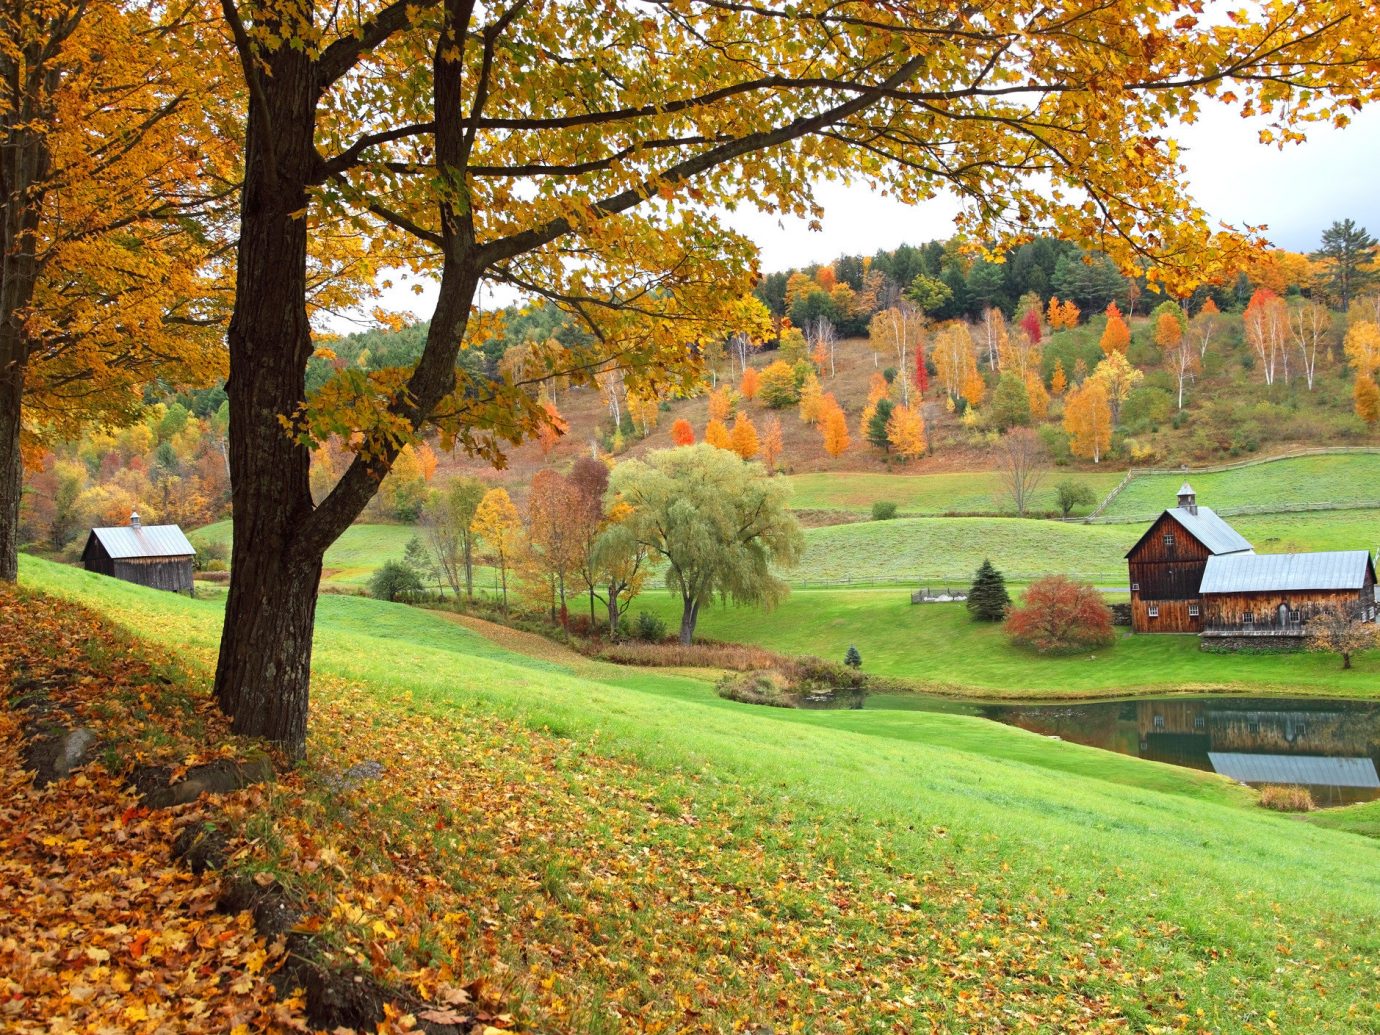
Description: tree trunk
212,47,322,760
463,537,473,598
0,363,23,582
679,596,700,645
607,583,620,635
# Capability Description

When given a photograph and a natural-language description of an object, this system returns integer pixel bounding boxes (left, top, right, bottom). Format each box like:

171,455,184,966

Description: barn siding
111,557,195,593
1127,513,1213,633
1202,588,1375,629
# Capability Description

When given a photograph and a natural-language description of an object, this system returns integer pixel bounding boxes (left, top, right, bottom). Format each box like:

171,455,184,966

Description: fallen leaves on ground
0,589,303,1033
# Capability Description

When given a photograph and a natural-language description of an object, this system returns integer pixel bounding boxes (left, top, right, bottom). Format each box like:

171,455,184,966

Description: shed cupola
1176,483,1197,515
130,511,141,529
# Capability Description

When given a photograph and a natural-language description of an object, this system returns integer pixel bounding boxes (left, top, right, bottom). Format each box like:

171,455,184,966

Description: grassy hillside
634,587,1380,696
791,507,1380,584
1098,452,1380,521
784,469,1123,516
16,556,1380,1031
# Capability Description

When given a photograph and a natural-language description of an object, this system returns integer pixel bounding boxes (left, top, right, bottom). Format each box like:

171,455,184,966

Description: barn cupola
130,511,141,529
1176,483,1197,515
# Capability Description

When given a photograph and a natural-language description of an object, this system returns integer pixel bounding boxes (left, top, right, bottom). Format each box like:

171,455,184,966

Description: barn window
1188,604,1200,617
1242,612,1254,626
1289,609,1301,625
1131,582,1140,592
1194,716,1206,731
1162,531,1176,548
1147,604,1160,618
1153,715,1165,731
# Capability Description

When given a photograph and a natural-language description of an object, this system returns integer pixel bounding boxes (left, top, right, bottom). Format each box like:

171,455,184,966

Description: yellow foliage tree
1344,321,1380,376
1064,380,1113,463
1026,374,1051,421
933,322,977,402
1090,351,1144,425
798,373,824,425
1355,375,1380,427
886,405,927,460
707,386,732,422
471,487,523,611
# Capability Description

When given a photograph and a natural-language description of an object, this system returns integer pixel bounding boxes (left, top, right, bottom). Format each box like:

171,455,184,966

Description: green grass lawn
633,587,1380,697
1099,452,1380,520
192,518,498,591
16,555,1380,1031
785,469,1123,516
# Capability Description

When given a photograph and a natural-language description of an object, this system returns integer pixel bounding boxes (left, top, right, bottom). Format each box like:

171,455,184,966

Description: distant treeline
753,236,1255,336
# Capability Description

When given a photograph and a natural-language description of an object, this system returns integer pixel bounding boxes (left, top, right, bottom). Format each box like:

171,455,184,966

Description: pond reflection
979,697,1380,806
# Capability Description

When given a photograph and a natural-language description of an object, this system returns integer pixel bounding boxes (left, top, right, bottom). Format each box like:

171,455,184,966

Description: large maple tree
216,0,1380,757
0,1,238,582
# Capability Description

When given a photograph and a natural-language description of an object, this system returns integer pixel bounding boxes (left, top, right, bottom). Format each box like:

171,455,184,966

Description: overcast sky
360,101,1380,328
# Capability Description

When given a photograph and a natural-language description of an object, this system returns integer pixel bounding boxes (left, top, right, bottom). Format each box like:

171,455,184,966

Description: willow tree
216,0,1380,757
608,444,803,645
0,1,236,582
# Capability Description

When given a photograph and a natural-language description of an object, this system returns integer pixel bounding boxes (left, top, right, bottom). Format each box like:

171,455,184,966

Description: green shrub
871,500,898,521
631,610,668,642
368,560,423,601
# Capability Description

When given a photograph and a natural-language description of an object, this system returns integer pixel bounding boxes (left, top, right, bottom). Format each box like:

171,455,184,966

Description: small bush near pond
717,670,795,708
1258,785,1316,812
871,500,898,521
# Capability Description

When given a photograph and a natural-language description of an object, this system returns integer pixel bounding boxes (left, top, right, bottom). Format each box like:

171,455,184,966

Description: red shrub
1004,576,1115,654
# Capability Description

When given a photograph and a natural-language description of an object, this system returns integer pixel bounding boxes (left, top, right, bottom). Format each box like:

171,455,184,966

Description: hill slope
17,557,1380,1032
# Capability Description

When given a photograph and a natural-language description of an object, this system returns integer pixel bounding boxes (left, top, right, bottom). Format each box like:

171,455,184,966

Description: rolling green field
634,587,1380,696
784,469,1123,516
15,555,1380,1031
1098,452,1380,520
791,508,1380,583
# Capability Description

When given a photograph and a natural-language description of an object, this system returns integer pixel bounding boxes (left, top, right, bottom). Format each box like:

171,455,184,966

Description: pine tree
843,645,862,669
866,398,894,449
966,559,1012,621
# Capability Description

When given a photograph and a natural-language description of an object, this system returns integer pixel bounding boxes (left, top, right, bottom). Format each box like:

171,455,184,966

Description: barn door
1277,603,1289,629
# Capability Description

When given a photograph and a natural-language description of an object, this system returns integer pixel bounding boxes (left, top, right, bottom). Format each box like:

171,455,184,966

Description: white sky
358,101,1380,329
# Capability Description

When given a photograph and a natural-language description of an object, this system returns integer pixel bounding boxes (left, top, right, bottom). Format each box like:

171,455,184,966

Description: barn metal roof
1165,505,1254,556
1200,550,1374,594
1208,752,1380,788
88,524,196,559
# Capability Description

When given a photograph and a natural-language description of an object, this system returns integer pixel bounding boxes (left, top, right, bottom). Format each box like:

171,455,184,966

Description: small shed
81,512,196,594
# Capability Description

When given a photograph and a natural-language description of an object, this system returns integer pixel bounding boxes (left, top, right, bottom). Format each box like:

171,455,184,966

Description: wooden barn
81,512,196,594
1125,484,1252,633
1126,485,1378,642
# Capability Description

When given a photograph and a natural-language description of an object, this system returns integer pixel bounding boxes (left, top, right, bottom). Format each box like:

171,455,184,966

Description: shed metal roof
1208,752,1380,788
1165,505,1253,556
88,524,196,560
1200,550,1373,594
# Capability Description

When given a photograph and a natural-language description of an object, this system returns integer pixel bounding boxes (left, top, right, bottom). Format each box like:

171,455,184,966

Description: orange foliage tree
1099,303,1131,356
740,366,761,400
819,397,850,457
730,414,760,460
1355,375,1380,427
1005,576,1115,653
670,418,696,446
704,418,733,450
760,418,784,473
1050,360,1068,396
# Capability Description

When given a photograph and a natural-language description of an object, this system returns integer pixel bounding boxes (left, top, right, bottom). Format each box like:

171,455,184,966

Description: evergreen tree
867,398,895,449
1315,219,1378,311
966,559,1012,621
844,645,862,669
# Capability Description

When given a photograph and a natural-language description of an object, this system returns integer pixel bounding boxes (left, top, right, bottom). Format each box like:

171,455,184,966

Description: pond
881,694,1380,807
